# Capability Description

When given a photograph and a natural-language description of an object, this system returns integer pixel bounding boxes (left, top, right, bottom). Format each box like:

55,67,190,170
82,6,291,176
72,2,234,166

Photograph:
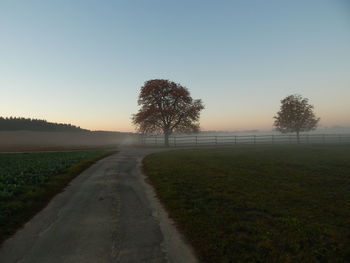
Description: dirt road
0,147,196,263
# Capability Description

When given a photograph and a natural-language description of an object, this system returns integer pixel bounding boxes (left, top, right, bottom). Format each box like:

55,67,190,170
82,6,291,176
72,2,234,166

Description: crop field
0,151,105,198
143,145,350,262
0,150,112,243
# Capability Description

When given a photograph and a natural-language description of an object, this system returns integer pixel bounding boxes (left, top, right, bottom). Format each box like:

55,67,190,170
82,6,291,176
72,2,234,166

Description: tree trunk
296,130,300,144
164,133,170,147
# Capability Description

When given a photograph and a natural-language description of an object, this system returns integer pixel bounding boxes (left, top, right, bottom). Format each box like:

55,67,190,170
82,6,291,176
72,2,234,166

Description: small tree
132,79,204,146
274,94,320,143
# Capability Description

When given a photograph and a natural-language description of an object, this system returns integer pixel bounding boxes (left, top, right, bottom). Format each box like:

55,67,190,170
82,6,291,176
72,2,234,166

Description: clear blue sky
1,0,349,132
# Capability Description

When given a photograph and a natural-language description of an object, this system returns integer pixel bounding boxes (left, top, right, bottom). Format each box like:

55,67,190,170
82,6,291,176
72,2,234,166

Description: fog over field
0,131,137,152
178,125,350,137
1,119,349,152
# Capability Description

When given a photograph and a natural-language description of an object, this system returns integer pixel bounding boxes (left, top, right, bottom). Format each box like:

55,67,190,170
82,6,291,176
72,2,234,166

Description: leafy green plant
0,151,103,198
0,150,113,243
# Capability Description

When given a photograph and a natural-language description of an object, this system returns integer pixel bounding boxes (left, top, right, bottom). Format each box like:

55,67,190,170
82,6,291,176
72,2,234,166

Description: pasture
143,145,350,262
0,150,113,243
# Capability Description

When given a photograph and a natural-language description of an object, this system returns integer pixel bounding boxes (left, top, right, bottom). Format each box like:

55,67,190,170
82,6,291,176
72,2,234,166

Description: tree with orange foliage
132,79,204,146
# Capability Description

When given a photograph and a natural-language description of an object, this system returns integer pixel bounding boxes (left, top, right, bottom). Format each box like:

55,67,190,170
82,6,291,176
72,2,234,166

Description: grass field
0,150,114,244
143,145,350,262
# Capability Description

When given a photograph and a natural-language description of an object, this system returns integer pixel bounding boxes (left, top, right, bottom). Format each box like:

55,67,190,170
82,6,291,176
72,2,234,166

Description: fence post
138,134,350,147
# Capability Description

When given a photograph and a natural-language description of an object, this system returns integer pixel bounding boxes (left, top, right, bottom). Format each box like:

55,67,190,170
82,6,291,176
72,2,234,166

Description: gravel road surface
0,147,197,263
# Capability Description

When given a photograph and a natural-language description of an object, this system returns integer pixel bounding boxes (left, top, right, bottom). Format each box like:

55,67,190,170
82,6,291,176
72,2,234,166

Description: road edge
137,157,198,263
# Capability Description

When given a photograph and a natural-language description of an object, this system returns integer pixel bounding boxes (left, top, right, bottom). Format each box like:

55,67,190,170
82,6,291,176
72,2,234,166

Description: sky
1,0,349,132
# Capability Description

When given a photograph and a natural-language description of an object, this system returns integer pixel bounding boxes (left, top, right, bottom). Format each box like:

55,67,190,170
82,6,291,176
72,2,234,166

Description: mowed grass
143,145,350,262
0,150,115,244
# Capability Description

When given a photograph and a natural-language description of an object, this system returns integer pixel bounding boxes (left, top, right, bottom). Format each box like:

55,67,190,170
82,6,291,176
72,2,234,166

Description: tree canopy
274,94,320,141
132,79,204,146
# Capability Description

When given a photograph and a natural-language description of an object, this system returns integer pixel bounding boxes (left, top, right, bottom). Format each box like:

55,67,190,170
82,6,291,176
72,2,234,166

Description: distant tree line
0,117,89,132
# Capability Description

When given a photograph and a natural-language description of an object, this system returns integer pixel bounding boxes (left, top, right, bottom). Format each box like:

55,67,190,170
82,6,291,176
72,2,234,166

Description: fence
138,134,350,147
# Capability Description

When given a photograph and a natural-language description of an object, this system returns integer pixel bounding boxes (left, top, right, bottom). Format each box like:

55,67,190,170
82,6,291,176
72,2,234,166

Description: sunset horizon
1,0,349,133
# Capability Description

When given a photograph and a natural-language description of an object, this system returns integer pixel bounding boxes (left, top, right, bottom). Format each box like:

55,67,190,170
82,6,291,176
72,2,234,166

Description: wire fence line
137,133,350,147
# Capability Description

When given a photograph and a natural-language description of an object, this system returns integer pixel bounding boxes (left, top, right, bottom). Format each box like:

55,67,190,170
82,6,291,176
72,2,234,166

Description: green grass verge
143,145,350,262
0,150,116,245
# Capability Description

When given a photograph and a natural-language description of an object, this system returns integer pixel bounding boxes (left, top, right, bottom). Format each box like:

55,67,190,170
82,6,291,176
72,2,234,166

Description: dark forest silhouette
0,117,89,132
